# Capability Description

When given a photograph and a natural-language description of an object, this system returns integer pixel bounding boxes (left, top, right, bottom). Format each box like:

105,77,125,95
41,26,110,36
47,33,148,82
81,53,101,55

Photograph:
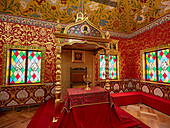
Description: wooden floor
0,107,38,128
0,104,169,128
121,104,170,128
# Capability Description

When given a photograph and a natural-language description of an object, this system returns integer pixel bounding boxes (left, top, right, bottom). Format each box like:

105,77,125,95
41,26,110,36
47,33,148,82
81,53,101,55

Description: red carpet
28,98,149,128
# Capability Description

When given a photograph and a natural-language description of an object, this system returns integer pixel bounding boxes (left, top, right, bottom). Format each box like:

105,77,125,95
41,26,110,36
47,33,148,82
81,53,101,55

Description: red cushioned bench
111,91,170,115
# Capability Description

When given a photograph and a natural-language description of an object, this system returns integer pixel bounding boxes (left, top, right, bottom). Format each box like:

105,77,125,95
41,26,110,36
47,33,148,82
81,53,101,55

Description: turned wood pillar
55,42,62,104
105,48,110,90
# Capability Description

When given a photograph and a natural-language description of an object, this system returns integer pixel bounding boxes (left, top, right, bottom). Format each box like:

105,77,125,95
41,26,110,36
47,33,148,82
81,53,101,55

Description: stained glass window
100,55,106,79
146,52,157,81
7,49,42,85
144,48,170,83
27,51,41,83
157,49,170,83
109,55,117,79
10,50,26,84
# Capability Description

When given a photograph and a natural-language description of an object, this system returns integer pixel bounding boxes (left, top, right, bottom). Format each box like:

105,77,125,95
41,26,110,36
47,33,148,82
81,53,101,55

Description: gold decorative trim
63,17,105,38
61,40,107,50
2,44,45,86
61,102,111,113
53,32,113,43
140,43,170,81
76,11,84,22
140,80,170,86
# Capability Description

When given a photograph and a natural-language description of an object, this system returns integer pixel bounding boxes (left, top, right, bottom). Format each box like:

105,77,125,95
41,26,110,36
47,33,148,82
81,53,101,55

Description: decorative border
0,13,169,39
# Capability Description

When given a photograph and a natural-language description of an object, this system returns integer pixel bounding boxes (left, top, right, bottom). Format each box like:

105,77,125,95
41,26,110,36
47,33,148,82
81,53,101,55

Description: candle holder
83,75,91,90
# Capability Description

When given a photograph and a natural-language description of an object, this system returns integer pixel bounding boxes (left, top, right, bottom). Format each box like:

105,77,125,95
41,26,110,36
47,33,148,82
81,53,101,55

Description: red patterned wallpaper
0,21,57,84
111,21,170,79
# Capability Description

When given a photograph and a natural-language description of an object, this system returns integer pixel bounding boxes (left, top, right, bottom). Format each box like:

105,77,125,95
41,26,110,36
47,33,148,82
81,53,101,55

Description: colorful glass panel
27,51,41,83
109,55,117,79
10,50,26,84
157,49,170,83
146,52,157,81
100,55,106,79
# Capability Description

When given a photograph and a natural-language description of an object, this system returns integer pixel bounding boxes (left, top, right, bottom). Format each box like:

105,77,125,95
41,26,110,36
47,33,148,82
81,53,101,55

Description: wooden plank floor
0,107,38,128
0,104,169,128
121,104,170,128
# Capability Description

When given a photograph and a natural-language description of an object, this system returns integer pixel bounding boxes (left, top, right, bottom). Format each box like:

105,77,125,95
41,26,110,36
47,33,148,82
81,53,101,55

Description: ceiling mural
0,0,169,33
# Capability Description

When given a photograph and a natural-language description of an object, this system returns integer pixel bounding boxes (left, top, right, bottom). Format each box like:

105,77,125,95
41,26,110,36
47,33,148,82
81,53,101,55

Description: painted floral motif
17,90,28,99
0,0,169,33
159,1,170,13
35,88,44,97
99,19,108,27
141,5,148,13
86,1,99,11
47,0,59,5
134,14,145,23
19,0,28,9
154,88,163,97
0,91,9,101
113,84,119,90
142,85,149,93
113,20,119,27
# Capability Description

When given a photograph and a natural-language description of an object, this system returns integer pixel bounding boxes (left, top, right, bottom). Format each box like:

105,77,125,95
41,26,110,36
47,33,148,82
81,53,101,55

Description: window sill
140,80,170,86
1,83,45,87
98,79,122,82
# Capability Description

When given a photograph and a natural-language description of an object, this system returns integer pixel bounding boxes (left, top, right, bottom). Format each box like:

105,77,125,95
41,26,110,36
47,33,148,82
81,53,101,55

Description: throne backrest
70,67,87,88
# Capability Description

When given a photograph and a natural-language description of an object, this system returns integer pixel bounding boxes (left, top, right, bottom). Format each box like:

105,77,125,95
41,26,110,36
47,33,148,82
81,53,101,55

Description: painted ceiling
0,0,169,33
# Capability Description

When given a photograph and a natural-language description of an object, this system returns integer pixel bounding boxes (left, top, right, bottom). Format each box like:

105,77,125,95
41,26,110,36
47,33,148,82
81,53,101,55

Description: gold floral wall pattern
0,0,169,33
0,21,57,83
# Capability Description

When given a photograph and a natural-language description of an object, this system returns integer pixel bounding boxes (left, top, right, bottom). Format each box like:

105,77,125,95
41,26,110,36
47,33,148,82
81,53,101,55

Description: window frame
140,44,170,84
2,44,45,86
8,49,42,85
98,52,120,81
109,54,118,80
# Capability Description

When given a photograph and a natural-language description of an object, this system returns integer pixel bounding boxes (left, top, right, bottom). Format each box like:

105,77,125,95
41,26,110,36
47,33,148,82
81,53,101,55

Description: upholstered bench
111,91,170,115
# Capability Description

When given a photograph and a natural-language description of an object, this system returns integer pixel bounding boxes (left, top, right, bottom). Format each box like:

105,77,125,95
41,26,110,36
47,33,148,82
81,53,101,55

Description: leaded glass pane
27,51,41,83
10,50,26,84
157,49,170,83
100,55,106,79
109,55,117,79
146,52,157,81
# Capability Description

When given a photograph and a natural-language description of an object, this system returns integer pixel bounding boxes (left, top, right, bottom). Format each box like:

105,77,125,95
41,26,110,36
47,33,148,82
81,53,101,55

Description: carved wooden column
105,48,110,90
104,31,111,91
55,20,62,105
55,44,62,104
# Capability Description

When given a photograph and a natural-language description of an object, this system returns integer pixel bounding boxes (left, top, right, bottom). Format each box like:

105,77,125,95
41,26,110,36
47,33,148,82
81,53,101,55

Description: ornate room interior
0,0,169,128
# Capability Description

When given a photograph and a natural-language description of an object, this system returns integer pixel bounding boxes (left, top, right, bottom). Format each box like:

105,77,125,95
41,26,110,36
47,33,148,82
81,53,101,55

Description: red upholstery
111,92,143,106
111,91,170,115
141,92,170,115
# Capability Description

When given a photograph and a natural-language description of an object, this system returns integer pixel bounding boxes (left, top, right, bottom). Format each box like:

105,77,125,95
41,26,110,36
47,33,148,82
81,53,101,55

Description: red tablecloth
63,86,113,112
